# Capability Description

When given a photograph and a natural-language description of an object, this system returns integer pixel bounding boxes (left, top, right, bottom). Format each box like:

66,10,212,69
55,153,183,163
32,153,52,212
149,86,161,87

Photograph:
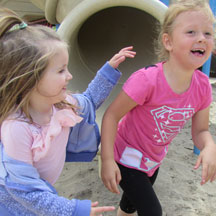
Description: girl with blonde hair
101,0,216,215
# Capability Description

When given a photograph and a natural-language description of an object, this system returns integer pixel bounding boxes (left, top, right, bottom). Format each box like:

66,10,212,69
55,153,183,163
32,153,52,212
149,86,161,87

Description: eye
187,30,195,35
204,32,212,37
58,69,65,74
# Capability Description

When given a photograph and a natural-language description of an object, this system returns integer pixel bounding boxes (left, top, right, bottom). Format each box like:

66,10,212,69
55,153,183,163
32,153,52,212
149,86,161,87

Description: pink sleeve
197,76,213,111
122,69,150,105
1,120,33,164
200,83,212,110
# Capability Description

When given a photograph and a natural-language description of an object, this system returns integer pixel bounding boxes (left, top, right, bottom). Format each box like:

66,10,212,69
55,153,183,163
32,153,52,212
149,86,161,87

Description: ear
162,33,173,51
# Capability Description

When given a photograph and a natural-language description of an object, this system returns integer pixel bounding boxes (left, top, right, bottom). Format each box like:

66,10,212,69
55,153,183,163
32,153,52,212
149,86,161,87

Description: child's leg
118,192,136,215
117,163,162,216
117,206,136,216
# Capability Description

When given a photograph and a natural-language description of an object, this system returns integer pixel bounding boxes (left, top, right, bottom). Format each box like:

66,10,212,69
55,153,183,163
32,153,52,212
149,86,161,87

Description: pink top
0,95,83,184
114,62,212,176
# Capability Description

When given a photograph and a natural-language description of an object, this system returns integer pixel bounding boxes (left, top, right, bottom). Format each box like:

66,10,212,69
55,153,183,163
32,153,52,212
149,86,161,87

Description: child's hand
101,159,121,194
194,144,216,185
108,46,136,69
90,201,115,216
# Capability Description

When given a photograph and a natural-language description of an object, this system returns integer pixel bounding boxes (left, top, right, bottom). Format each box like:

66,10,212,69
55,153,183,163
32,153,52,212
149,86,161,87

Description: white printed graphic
120,147,142,168
120,147,159,171
151,105,194,143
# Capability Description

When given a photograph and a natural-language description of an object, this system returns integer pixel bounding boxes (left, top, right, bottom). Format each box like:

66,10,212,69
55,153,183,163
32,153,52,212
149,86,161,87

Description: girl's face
163,10,214,70
33,41,72,104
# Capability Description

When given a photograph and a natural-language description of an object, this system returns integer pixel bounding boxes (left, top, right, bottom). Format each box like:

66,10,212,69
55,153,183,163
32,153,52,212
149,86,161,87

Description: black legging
118,163,162,216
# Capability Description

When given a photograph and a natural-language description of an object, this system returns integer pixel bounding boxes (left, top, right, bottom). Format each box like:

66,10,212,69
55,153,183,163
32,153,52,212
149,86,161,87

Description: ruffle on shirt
31,109,83,162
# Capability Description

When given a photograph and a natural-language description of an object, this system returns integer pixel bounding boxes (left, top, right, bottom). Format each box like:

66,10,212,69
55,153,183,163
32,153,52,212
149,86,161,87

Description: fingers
110,169,122,194
94,206,115,213
204,163,216,183
119,46,134,52
194,155,210,185
194,156,207,185
103,175,120,194
109,46,136,68
201,163,208,185
112,55,126,67
117,46,134,54
194,156,201,170
91,206,115,216
91,201,99,207
210,171,216,182
110,178,121,194
118,46,136,59
90,203,115,216
195,155,216,185
101,164,121,194
194,145,216,185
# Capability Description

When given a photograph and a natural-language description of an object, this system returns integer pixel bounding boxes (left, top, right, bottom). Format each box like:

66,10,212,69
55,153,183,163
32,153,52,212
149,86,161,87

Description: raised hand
109,46,136,69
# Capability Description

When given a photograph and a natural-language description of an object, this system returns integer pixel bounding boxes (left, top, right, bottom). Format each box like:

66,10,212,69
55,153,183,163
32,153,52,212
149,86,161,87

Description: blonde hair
155,0,216,61
0,8,76,124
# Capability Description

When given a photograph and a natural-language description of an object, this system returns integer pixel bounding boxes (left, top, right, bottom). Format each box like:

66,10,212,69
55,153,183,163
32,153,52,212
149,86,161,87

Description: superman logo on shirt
151,105,194,143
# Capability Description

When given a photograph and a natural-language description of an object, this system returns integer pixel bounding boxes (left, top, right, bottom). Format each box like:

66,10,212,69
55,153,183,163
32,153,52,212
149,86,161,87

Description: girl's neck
163,61,195,94
28,102,54,126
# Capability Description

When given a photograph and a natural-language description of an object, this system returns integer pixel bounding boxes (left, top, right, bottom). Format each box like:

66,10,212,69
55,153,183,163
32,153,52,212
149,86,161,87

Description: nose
66,70,73,80
198,32,206,43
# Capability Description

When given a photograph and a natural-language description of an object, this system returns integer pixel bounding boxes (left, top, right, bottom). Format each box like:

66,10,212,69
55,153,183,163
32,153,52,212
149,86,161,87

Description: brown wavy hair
0,8,76,124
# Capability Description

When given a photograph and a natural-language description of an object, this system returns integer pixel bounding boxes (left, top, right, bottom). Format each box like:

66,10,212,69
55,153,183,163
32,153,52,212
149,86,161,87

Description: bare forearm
192,130,215,150
101,111,119,161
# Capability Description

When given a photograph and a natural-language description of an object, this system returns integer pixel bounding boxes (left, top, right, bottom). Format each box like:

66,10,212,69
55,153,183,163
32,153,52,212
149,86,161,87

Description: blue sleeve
6,187,91,216
0,143,91,216
83,62,121,109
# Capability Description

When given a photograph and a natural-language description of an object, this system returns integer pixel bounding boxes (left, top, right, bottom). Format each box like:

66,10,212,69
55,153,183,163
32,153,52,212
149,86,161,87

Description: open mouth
191,48,205,56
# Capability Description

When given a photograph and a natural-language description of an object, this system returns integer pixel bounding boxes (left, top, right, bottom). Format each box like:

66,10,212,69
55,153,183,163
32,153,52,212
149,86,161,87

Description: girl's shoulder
1,113,36,164
194,69,211,82
1,112,36,139
126,62,162,85
2,113,30,128
193,69,212,91
132,62,162,78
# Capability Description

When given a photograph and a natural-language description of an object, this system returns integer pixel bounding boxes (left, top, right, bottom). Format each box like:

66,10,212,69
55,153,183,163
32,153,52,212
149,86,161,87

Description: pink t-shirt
114,62,212,177
0,95,82,185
